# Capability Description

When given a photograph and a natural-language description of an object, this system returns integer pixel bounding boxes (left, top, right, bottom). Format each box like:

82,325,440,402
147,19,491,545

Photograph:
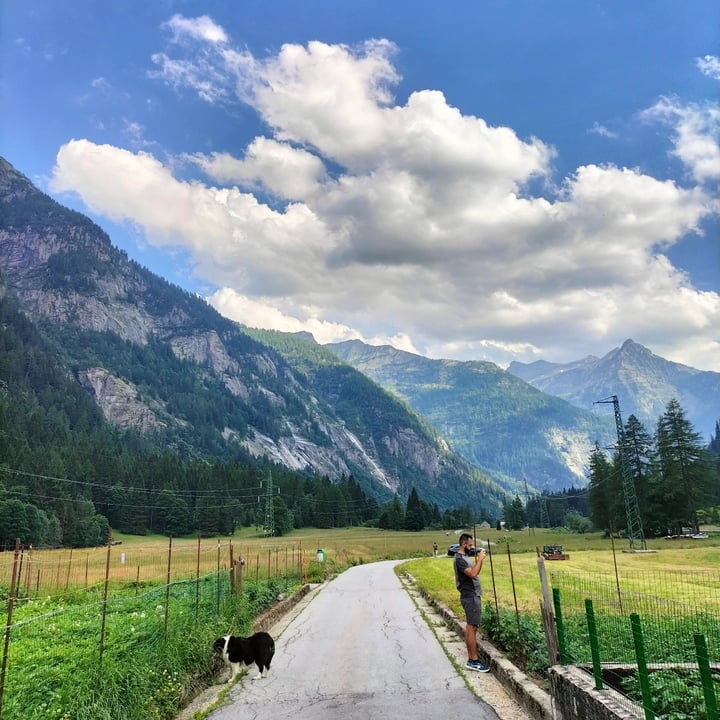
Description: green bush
621,668,720,720
480,602,548,675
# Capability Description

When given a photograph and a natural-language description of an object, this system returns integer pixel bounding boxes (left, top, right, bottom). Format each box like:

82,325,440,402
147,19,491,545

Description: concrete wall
548,666,643,720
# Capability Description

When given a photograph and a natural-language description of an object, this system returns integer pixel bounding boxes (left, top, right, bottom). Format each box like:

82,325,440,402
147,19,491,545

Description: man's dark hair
459,533,473,545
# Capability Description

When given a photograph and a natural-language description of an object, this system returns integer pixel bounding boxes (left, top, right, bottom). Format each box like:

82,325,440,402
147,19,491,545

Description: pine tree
378,496,405,530
404,487,425,531
709,420,720,456
587,444,617,532
654,398,712,534
503,495,526,530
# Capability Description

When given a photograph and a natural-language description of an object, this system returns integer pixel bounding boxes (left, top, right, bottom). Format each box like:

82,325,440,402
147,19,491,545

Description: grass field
3,525,719,602
2,526,718,720
399,527,720,618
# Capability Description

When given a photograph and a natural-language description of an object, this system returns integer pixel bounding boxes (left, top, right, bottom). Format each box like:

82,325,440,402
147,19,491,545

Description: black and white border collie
213,631,275,681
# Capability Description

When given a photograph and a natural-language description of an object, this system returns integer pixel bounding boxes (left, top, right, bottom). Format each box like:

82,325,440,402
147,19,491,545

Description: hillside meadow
400,529,720,617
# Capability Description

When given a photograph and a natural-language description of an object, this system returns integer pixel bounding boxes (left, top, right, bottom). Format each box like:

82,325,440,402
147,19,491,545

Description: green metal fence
551,569,720,719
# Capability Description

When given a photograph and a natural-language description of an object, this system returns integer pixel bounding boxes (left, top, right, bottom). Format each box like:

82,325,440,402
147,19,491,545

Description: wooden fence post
0,539,21,718
235,557,244,597
537,555,560,665
99,530,112,669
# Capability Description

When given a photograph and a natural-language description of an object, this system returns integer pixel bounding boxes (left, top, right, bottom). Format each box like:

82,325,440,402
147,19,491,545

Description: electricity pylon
263,471,275,537
594,395,647,550
539,497,549,529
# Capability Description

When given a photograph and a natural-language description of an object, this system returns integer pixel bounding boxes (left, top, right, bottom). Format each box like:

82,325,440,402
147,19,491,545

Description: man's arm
463,548,486,578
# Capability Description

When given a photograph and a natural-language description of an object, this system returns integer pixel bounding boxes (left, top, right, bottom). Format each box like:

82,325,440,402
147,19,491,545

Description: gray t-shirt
454,552,481,597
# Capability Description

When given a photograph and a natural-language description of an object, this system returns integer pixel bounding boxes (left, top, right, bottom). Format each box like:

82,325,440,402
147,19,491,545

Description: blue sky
2,1,719,370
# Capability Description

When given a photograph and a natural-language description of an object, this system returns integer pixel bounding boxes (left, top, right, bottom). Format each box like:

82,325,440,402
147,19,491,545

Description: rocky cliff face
0,226,162,343
77,367,170,433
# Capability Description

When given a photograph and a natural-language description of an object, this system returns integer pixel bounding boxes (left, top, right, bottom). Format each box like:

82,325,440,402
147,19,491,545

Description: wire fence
5,534,720,719
0,536,324,719
549,567,720,719
0,536,311,599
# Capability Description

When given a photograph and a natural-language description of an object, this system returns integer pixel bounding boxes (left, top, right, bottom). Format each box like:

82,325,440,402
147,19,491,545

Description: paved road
207,560,502,720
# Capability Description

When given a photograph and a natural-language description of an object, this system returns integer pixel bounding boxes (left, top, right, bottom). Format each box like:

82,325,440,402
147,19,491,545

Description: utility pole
594,395,647,551
539,497,549,529
523,479,534,535
263,471,275,537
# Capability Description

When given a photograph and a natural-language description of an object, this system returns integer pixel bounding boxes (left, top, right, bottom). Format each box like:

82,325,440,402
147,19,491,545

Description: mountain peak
508,338,718,438
618,338,650,355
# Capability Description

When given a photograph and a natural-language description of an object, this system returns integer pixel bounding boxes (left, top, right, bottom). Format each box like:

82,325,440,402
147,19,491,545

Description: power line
1,467,265,495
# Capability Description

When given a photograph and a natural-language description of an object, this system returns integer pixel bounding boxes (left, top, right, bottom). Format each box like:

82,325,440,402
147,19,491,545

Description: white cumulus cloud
642,96,720,184
49,22,720,371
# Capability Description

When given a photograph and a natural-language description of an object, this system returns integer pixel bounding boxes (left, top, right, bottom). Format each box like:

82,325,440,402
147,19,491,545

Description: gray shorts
460,594,481,626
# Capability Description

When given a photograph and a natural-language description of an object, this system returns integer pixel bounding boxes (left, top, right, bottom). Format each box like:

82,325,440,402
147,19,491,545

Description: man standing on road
454,533,490,672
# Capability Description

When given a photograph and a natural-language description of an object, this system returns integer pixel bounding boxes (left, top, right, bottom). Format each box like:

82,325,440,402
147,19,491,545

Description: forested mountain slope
0,156,504,537
327,340,614,493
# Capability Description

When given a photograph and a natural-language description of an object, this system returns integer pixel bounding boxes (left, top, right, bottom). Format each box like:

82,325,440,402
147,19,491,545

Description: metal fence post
552,588,568,665
630,613,655,720
585,598,603,690
694,633,718,720
164,536,172,637
99,530,112,669
216,539,221,615
195,535,201,622
487,538,500,624
506,543,522,643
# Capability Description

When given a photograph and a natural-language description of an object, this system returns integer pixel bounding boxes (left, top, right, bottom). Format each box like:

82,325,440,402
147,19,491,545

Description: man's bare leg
465,622,478,660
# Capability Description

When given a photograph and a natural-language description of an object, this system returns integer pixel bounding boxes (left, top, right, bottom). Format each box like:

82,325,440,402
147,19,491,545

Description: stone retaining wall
548,666,643,719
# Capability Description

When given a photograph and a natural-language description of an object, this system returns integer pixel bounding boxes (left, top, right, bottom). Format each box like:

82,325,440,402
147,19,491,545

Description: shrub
621,668,720,720
480,602,548,675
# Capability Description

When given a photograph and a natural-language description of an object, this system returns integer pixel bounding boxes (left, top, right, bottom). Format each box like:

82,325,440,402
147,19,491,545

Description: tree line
499,398,719,536
587,398,719,537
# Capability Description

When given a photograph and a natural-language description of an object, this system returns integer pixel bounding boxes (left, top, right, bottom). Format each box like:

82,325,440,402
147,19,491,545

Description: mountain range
326,340,615,493
1,155,717,512
508,340,720,441
326,338,720,494
0,156,502,513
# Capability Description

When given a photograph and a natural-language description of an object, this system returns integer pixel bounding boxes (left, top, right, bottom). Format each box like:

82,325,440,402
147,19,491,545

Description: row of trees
588,399,719,537
375,488,485,531
499,400,719,536
0,460,385,548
